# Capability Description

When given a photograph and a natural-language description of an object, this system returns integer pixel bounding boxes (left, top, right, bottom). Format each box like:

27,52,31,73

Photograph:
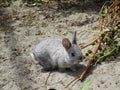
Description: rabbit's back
35,38,62,53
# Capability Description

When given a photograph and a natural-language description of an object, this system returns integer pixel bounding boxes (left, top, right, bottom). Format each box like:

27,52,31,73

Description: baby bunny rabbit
30,31,83,71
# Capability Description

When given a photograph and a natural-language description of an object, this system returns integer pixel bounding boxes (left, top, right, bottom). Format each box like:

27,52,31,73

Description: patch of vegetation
84,0,120,65
66,0,120,87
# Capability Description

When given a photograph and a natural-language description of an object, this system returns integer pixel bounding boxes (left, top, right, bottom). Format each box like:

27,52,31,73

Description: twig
65,75,80,88
81,38,97,49
107,0,119,26
45,71,52,85
79,40,101,80
79,0,105,80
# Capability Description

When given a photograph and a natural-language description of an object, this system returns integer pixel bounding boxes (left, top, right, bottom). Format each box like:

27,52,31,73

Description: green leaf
118,29,120,33
100,32,105,37
104,48,116,57
82,81,92,90
87,50,92,54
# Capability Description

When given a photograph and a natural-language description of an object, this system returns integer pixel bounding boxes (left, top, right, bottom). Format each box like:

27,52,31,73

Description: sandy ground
0,1,120,90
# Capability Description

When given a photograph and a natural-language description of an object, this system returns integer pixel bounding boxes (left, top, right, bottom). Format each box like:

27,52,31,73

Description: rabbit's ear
62,38,71,49
72,31,77,44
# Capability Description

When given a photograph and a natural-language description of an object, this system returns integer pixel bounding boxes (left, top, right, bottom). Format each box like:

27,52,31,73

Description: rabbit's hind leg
38,58,54,71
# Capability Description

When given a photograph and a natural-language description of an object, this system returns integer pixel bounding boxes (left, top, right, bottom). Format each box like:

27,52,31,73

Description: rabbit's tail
30,52,36,60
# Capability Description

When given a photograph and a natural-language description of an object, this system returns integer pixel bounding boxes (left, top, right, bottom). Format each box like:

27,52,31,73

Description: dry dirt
0,1,120,90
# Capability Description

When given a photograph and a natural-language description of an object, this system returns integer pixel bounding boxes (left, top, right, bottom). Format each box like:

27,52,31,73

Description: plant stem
79,40,101,80
81,38,97,49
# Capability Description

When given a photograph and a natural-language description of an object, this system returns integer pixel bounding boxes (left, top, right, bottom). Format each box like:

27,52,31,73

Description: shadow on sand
0,8,34,90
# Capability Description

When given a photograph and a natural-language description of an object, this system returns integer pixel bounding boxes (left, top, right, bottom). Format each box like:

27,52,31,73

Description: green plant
66,0,120,87
82,81,92,90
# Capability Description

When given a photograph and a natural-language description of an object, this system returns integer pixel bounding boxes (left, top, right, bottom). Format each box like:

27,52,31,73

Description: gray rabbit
30,31,83,71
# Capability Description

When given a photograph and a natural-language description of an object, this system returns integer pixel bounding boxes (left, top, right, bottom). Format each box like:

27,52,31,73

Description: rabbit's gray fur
30,31,83,71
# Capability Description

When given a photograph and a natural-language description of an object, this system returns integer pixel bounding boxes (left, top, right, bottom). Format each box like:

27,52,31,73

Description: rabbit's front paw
70,64,80,71
58,68,67,72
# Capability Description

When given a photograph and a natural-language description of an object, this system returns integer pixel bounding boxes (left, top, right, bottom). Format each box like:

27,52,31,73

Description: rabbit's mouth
71,60,80,65
77,56,84,62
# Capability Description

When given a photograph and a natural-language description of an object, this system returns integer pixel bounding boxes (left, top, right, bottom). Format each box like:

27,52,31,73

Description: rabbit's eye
71,53,75,57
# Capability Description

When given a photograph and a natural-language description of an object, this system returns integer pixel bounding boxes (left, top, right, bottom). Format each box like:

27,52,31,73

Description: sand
0,1,120,90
